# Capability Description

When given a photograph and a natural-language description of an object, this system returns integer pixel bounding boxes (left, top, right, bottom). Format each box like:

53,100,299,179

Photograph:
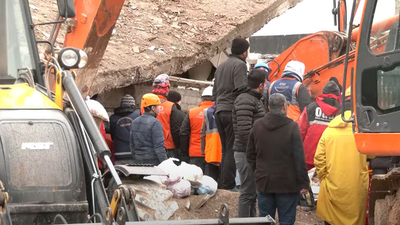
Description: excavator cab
352,0,400,155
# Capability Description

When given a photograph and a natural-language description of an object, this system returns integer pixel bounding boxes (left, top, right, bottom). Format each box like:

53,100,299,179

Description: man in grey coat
213,37,250,190
130,93,167,165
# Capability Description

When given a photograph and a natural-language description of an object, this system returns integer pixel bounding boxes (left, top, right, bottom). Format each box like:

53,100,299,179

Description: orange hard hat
141,93,161,107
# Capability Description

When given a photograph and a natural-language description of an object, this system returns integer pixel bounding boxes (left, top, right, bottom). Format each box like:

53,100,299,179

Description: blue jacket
130,113,167,165
110,107,140,161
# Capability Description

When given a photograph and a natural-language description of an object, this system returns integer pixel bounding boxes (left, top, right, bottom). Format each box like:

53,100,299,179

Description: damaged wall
97,83,203,113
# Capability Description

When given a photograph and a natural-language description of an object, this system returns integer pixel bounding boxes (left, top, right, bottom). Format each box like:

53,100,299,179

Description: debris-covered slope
30,0,303,95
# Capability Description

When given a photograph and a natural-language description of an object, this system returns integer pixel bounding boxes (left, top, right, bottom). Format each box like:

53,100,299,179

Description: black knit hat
322,81,340,96
329,77,343,92
231,38,250,55
120,94,136,108
167,90,182,103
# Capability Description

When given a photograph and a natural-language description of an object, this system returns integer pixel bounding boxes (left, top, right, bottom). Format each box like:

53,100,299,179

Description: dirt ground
172,190,324,224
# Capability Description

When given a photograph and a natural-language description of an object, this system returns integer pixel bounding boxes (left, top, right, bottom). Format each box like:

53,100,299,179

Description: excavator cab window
354,0,400,133
0,0,40,84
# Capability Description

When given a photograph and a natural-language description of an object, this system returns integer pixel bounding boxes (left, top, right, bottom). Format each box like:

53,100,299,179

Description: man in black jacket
247,93,309,224
233,69,267,217
110,94,140,165
213,37,250,190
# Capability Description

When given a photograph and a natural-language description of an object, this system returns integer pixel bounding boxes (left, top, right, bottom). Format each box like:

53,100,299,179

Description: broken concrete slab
30,0,303,96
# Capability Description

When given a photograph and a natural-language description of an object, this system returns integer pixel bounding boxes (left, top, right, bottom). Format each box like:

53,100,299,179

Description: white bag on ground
158,158,180,175
168,179,191,198
178,162,203,183
196,175,218,195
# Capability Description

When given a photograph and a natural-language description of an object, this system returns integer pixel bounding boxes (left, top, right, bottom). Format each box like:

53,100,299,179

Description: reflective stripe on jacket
203,106,222,163
188,101,213,157
269,78,302,121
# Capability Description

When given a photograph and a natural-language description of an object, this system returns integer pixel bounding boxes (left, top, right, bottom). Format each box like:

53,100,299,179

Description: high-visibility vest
188,101,213,157
140,95,175,149
203,106,222,164
269,78,302,122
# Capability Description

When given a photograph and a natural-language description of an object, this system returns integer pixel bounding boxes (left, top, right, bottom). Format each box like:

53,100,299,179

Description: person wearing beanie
268,60,312,122
140,74,183,159
213,37,250,190
110,94,140,165
298,81,342,171
167,90,183,110
314,86,368,225
180,86,214,171
329,77,343,93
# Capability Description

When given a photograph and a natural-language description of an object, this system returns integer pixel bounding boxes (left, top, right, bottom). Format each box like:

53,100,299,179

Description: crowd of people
105,37,372,225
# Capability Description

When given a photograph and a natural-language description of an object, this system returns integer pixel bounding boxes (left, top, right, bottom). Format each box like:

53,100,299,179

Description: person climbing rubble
180,86,214,170
131,93,167,165
141,74,183,159
213,37,250,190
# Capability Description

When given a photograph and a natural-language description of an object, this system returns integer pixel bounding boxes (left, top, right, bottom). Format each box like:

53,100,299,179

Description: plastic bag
168,179,191,198
158,158,180,176
85,96,109,122
178,162,203,183
160,174,181,186
196,175,218,195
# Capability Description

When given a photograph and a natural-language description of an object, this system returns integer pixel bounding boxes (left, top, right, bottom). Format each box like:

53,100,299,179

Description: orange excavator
267,0,400,224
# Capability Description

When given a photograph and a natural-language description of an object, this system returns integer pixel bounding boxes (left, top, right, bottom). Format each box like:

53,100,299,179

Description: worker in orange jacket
200,101,222,181
268,61,311,122
141,74,183,159
180,86,214,171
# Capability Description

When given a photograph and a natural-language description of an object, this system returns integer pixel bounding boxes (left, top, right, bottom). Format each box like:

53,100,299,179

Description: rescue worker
131,93,167,165
110,94,140,165
298,81,341,170
268,60,311,122
167,89,186,158
213,37,250,190
200,101,222,182
233,69,266,217
314,87,368,225
247,93,309,224
141,74,182,159
180,86,214,170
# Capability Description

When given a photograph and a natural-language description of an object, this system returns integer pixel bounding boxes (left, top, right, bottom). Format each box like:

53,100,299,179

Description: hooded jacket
247,113,309,193
298,94,341,170
314,111,368,225
110,107,140,161
232,90,265,152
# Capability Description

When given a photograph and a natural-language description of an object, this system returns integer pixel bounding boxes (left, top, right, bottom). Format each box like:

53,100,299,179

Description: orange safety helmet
141,93,161,107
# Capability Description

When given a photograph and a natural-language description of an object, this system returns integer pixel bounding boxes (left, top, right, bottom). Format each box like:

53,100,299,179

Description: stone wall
97,83,203,115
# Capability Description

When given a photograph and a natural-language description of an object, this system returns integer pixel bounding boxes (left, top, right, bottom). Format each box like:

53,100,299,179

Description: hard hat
141,93,161,107
345,86,351,97
282,61,305,82
254,62,270,72
202,86,213,97
152,74,170,88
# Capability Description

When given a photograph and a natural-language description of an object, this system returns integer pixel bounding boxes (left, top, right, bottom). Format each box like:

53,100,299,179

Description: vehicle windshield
0,0,36,83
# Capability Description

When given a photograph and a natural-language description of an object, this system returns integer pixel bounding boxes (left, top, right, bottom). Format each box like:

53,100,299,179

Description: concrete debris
133,46,140,53
148,46,156,51
29,4,39,10
30,0,304,95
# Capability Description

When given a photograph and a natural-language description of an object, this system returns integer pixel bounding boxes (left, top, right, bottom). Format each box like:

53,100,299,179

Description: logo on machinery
21,142,54,150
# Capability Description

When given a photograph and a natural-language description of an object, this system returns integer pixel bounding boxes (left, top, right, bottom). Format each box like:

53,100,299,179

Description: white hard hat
202,86,213,97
